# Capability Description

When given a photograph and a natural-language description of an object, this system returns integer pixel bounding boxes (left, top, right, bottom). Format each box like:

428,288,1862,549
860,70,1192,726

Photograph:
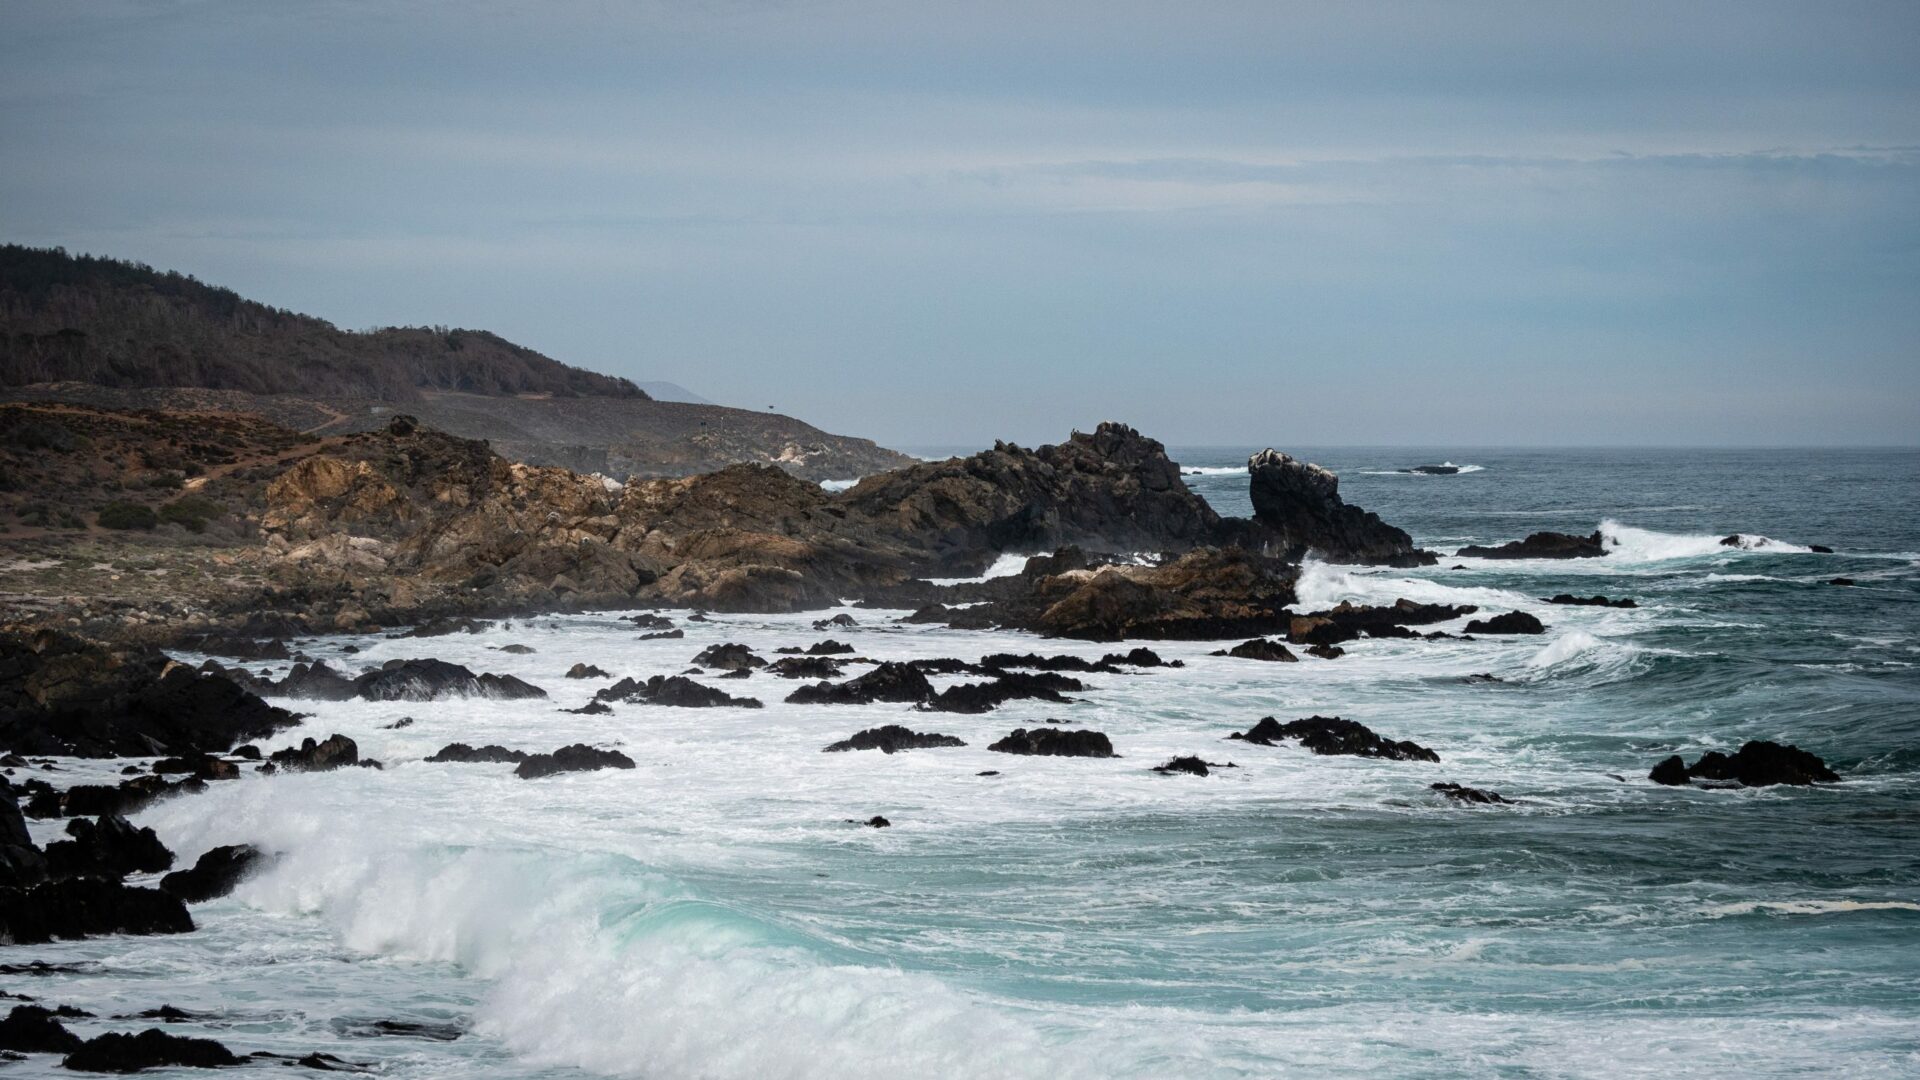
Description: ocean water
13,447,1920,1078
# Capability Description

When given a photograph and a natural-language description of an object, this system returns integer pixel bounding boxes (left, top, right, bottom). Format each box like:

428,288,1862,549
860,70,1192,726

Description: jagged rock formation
1232,450,1435,566
1457,531,1607,559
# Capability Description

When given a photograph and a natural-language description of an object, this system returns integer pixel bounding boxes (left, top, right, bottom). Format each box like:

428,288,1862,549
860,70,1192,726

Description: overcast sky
3,1,1916,447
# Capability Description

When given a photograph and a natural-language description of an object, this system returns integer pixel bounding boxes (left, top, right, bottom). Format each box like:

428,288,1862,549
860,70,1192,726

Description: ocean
15,447,1920,1078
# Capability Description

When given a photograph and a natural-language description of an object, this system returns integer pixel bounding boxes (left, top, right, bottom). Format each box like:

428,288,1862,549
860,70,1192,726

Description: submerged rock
1544,594,1637,608
1151,756,1230,777
514,744,636,780
1649,741,1840,788
1462,611,1545,635
1228,716,1438,762
565,664,610,679
987,728,1115,758
159,844,266,903
1456,531,1607,559
1431,782,1512,805
813,614,858,630
823,726,966,754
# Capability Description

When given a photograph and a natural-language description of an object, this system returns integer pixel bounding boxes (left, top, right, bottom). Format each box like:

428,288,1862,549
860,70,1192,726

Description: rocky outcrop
159,844,265,903
0,1004,83,1054
823,726,966,754
1462,611,1545,635
514,744,636,780
1151,756,1224,776
767,656,846,679
689,643,766,671
0,877,193,943
598,675,762,708
268,734,359,772
43,816,174,880
1228,716,1438,762
957,547,1301,642
1286,600,1476,647
1211,639,1298,662
1649,741,1839,788
0,631,298,757
0,780,46,887
426,743,528,764
987,728,1116,758
1457,531,1606,559
785,663,934,706
921,672,1081,713
61,1028,242,1072
1233,450,1435,566
352,660,546,702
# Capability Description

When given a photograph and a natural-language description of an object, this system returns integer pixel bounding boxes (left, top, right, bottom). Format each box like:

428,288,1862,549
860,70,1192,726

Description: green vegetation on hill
0,244,646,402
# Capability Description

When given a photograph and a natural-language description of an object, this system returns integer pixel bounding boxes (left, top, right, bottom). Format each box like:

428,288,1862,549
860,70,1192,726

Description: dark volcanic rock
0,780,45,887
268,734,359,772
813,614,858,630
0,631,299,758
627,613,676,631
1211,639,1298,662
159,844,265,903
921,672,1081,714
426,743,528,764
601,675,761,708
1228,716,1438,762
1829,577,1855,587
1305,644,1344,660
786,662,935,706
268,661,359,701
0,1004,83,1053
0,878,193,944
805,640,855,656
1809,544,1834,554
1287,600,1476,647
62,1027,242,1072
1238,449,1435,566
852,816,891,828
353,660,546,702
565,664,610,679
980,653,1123,674
514,744,636,779
400,617,494,638
987,728,1116,758
1649,741,1840,788
1431,782,1512,805
767,656,846,679
1457,531,1607,559
563,700,613,715
44,815,174,879
1151,755,1219,776
1462,611,1546,635
495,644,536,655
24,775,201,820
1101,647,1178,668
1545,594,1637,608
689,643,766,671
823,725,966,754
640,630,685,640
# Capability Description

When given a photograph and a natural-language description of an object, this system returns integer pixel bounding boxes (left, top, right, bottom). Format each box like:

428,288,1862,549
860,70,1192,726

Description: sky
2,0,1917,448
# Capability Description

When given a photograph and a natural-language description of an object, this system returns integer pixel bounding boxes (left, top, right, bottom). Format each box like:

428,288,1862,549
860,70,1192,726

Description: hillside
0,245,913,480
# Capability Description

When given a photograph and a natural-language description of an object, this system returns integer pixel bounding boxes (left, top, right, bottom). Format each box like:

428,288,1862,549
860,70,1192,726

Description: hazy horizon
3,1,1916,448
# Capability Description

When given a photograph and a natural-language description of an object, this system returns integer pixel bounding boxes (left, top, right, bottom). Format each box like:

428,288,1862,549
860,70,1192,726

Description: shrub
158,494,224,533
97,500,157,530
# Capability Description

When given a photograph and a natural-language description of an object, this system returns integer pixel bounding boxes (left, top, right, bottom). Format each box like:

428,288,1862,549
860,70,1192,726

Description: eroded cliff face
251,416,1425,626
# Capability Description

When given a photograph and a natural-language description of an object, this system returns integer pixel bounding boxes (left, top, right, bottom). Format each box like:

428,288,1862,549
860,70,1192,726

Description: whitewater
12,446,1920,1078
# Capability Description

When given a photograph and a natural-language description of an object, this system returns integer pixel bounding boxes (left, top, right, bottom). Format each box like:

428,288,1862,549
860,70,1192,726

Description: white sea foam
924,551,1031,586
1180,465,1247,476
1599,520,1810,562
1294,559,1535,613
818,478,861,492
1699,900,1920,918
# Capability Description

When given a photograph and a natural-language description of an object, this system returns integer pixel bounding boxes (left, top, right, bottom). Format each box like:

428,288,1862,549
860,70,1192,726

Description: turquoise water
12,447,1920,1077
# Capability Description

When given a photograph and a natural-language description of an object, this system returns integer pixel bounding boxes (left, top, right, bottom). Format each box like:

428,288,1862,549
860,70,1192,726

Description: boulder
600,675,762,709
353,660,546,701
0,878,193,943
1211,639,1298,662
425,743,527,764
61,1028,241,1072
786,663,934,706
813,614,858,630
269,734,359,772
565,664,610,679
159,845,266,903
1649,741,1839,788
1228,716,1438,762
0,1004,83,1054
1305,644,1344,660
514,745,636,780
1457,531,1606,559
823,726,966,754
987,728,1116,757
805,640,855,656
689,643,766,671
44,816,174,879
1151,756,1214,777
1463,611,1545,635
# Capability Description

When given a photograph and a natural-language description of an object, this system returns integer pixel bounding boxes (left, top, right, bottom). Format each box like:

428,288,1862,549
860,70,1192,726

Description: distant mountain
633,381,713,405
0,245,643,401
0,244,914,480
